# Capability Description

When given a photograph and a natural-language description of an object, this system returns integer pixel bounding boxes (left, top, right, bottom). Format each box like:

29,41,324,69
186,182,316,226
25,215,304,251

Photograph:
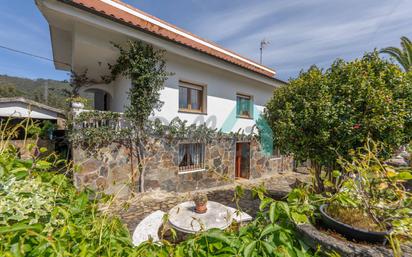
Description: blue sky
0,0,411,81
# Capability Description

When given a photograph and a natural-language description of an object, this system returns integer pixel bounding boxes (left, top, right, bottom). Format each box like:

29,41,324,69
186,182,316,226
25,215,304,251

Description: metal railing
73,109,128,131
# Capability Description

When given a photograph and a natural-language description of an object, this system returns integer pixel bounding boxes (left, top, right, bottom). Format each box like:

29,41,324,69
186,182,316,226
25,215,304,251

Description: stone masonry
73,136,294,198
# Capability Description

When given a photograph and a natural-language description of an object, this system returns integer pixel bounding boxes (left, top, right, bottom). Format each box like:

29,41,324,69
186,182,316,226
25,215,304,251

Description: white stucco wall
62,11,279,133
110,52,275,133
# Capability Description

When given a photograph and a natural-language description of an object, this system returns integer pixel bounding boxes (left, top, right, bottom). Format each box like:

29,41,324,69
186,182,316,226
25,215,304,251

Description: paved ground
100,171,310,233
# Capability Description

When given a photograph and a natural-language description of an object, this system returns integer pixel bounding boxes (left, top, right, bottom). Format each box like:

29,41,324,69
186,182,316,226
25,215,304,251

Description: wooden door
235,142,250,179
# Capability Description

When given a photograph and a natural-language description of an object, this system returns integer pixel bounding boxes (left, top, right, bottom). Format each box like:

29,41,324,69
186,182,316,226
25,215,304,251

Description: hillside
0,75,70,110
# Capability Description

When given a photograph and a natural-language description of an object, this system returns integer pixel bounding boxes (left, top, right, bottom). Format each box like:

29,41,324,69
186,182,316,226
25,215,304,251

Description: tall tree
380,36,412,72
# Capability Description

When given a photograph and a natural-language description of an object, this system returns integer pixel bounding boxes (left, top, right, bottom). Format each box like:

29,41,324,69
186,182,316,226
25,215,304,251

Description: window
236,94,253,118
178,143,205,172
179,81,205,113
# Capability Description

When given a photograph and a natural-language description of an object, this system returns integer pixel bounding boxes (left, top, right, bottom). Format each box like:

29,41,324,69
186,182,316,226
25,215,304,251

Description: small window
178,143,205,171
179,81,205,113
236,94,253,118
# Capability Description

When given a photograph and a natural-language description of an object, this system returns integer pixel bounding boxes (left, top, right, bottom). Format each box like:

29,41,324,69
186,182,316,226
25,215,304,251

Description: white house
36,0,292,194
36,0,286,133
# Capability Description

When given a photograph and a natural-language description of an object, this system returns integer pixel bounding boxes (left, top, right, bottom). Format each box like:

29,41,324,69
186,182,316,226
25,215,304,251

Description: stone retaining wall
73,136,293,197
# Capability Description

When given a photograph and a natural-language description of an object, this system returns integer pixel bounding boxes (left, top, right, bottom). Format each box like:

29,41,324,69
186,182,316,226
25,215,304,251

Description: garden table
168,201,233,234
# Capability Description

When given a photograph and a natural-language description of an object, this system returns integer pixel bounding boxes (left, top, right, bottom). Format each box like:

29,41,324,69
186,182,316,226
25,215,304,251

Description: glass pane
179,87,188,109
237,96,251,117
179,143,205,170
236,97,241,116
240,143,250,178
190,89,201,110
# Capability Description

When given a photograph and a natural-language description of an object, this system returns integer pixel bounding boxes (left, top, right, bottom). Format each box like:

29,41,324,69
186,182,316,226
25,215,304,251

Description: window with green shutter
236,94,253,118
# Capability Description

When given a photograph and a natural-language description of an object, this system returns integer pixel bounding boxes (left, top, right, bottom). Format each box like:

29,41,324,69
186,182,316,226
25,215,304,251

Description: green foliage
0,143,322,256
104,40,169,128
380,36,412,72
65,70,92,97
13,114,317,256
327,141,412,254
70,113,255,149
137,189,320,257
0,74,70,110
69,110,124,151
264,52,412,190
0,122,137,256
192,192,208,205
0,85,24,97
102,40,170,192
283,140,412,257
39,120,56,140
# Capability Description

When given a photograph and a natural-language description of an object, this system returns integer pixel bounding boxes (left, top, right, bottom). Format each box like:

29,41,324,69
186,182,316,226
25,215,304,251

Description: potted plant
69,96,88,109
193,193,208,214
319,142,412,244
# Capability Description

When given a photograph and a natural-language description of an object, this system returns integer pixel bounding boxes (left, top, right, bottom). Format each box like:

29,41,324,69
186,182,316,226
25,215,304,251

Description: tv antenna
260,39,270,64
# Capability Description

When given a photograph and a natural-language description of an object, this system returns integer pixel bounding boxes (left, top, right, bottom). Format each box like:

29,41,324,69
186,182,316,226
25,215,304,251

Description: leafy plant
380,36,412,72
103,40,170,192
0,149,323,256
0,120,136,256
192,192,208,205
39,120,56,140
64,70,94,98
0,120,327,256
264,51,412,192
283,140,412,257
326,140,412,255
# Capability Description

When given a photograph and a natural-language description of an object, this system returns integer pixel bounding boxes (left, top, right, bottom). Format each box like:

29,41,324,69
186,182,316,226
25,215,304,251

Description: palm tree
380,36,412,72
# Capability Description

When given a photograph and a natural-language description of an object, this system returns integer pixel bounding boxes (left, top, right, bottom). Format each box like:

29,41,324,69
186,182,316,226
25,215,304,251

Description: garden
1,38,412,256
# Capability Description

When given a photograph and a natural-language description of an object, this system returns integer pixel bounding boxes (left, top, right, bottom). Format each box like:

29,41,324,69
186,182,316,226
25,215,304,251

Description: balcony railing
73,109,128,132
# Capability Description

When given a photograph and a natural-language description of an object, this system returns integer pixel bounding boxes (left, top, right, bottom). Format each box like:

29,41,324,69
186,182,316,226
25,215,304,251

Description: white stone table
168,201,233,234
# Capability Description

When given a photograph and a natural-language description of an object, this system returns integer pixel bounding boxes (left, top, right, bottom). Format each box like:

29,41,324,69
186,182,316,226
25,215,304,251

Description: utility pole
44,81,48,104
260,39,270,64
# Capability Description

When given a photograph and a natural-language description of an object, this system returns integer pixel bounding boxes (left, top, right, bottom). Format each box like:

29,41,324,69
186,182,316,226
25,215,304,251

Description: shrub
0,120,324,256
328,141,412,245
264,51,412,191
0,146,135,256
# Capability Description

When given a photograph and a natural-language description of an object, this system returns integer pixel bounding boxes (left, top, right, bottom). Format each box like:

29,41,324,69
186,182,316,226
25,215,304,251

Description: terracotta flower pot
195,203,207,214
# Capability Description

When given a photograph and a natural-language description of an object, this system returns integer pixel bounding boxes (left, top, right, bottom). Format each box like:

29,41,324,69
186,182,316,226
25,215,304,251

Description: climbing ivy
69,111,125,152
101,40,170,192
70,115,255,152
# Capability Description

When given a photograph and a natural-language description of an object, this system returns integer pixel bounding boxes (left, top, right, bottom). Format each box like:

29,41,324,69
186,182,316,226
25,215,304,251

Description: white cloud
191,0,324,42
188,0,412,80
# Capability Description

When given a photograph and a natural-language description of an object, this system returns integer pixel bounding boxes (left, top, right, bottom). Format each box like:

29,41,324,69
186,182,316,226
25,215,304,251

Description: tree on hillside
0,75,70,110
0,84,24,98
380,36,412,72
264,52,412,192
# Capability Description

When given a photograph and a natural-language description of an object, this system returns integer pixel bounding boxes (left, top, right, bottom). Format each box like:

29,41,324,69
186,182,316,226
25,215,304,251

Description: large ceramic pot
319,204,390,244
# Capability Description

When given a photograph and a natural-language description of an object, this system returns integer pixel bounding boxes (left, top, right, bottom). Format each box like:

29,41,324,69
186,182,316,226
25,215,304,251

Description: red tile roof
61,0,276,78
